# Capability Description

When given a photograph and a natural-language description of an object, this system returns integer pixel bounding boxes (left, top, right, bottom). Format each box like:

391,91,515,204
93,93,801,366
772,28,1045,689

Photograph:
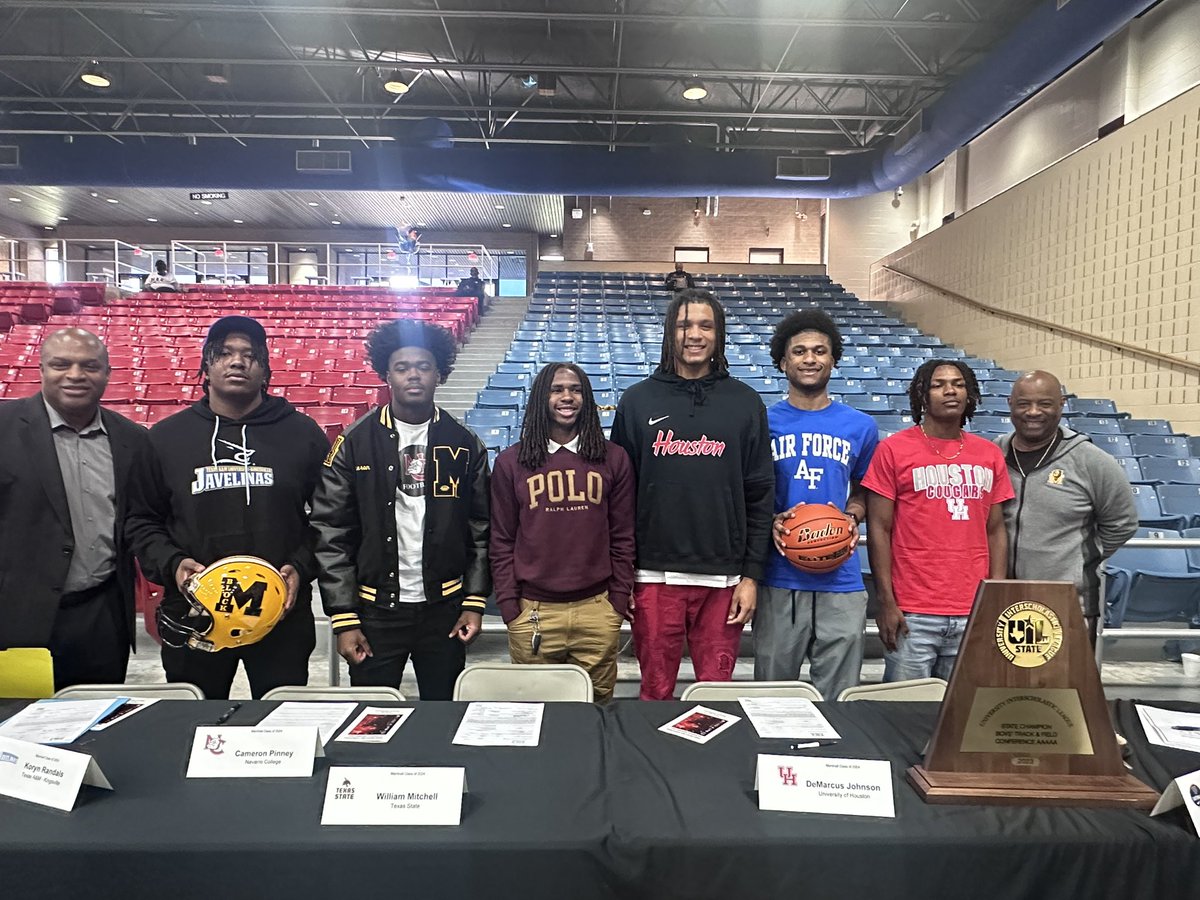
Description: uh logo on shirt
911,463,995,521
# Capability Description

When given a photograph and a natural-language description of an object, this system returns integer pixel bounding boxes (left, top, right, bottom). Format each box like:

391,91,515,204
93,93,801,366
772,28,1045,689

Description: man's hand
279,564,301,613
336,628,373,665
450,610,483,644
175,558,205,592
727,578,757,625
875,603,908,652
772,502,805,555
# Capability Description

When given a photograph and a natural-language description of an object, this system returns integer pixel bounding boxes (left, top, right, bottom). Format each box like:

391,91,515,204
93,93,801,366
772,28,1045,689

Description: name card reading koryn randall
321,766,467,825
756,754,895,818
0,735,112,811
186,726,324,778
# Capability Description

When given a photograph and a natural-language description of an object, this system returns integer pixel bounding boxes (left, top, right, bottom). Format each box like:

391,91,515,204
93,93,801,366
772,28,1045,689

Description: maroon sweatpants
632,582,742,700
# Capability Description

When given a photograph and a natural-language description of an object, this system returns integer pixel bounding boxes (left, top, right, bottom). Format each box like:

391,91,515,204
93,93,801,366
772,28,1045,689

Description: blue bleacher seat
1139,457,1200,484
1130,483,1189,530
1130,434,1190,458
1158,485,1200,529
1067,398,1119,417
1120,418,1173,435
470,425,511,451
475,389,524,410
464,408,517,429
487,373,531,391
1074,418,1122,436
1113,457,1142,482
1092,434,1134,457
1190,436,1200,458
1104,528,1200,627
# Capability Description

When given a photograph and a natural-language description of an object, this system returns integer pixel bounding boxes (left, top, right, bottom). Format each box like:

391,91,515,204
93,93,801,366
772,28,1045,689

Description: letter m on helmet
214,576,267,617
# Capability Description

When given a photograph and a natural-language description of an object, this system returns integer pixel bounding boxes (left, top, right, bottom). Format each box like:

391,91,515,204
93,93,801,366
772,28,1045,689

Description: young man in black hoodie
311,320,490,700
612,289,774,699
126,316,329,699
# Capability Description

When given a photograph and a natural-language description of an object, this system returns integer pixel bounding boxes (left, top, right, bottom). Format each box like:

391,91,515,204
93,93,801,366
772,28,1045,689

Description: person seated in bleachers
143,260,180,293
996,370,1138,645
455,266,488,313
663,262,695,293
399,226,422,255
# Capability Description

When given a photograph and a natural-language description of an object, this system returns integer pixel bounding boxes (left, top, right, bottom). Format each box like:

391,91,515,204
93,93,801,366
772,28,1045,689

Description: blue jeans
883,613,967,683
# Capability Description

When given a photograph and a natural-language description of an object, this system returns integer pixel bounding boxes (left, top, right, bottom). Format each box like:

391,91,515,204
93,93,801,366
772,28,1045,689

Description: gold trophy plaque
907,580,1158,808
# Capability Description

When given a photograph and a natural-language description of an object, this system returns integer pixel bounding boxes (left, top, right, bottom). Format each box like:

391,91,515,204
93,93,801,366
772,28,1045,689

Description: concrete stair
438,295,532,418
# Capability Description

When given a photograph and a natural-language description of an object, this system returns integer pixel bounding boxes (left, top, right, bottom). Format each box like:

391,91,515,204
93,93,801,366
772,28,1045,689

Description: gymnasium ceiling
0,0,1042,155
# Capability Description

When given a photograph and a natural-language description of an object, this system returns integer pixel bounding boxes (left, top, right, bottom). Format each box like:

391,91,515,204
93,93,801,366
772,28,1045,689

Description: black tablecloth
0,699,617,900
605,700,1200,900
1,698,1197,900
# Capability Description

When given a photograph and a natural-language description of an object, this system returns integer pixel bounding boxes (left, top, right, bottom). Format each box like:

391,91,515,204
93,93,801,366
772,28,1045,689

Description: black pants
162,600,316,700
48,578,130,692
351,601,465,700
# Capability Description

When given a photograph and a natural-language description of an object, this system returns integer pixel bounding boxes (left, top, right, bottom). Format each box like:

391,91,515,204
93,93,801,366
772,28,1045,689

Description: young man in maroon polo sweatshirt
490,363,636,703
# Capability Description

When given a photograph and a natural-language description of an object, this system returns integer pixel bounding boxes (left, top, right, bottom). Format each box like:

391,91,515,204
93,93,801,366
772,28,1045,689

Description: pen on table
789,740,836,750
213,703,242,725
1170,725,1200,732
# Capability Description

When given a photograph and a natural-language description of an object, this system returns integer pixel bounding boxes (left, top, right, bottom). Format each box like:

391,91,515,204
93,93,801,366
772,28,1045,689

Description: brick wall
869,82,1200,434
561,196,824,265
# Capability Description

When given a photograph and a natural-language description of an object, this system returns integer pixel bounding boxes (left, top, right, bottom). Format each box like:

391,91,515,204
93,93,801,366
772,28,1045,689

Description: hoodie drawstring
241,424,251,506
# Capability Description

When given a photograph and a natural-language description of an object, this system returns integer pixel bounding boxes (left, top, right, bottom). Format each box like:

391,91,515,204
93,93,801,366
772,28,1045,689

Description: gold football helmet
157,556,287,653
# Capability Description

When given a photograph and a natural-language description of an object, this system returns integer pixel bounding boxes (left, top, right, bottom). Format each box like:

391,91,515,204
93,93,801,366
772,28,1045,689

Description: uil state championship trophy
908,580,1158,808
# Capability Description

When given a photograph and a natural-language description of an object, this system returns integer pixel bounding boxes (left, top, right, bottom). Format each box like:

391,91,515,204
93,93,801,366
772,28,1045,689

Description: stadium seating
1104,528,1200,628
0,283,476,441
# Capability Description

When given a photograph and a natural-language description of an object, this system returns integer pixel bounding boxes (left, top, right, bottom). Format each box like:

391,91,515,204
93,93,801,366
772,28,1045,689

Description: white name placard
1150,766,1200,835
321,766,466,826
186,726,323,779
0,735,112,811
756,754,895,818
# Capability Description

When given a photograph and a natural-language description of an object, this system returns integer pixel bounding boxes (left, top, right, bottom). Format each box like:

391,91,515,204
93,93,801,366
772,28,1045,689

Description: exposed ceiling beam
4,2,991,30
0,55,948,85
0,96,907,121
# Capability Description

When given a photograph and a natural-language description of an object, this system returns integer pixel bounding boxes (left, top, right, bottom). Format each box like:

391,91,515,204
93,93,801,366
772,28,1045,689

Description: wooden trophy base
907,765,1160,809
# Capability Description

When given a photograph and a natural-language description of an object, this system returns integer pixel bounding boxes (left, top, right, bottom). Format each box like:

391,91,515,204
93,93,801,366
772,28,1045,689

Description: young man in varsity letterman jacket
311,320,490,700
612,289,775,700
490,363,635,703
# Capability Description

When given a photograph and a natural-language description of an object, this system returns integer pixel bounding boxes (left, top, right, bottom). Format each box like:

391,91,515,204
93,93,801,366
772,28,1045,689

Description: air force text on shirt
911,463,995,500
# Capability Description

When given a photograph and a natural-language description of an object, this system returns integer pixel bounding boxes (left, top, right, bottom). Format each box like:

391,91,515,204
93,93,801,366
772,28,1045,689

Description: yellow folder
0,648,55,699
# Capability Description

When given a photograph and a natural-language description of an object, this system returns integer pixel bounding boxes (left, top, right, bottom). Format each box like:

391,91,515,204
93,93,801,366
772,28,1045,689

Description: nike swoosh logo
648,415,670,426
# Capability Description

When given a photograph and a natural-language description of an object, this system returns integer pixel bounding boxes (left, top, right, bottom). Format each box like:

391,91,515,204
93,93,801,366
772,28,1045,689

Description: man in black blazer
0,327,150,689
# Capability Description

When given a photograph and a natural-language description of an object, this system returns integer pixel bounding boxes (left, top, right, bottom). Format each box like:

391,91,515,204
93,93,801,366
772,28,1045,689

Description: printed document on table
1135,705,1200,754
256,702,358,744
452,702,544,747
0,699,121,745
739,697,841,741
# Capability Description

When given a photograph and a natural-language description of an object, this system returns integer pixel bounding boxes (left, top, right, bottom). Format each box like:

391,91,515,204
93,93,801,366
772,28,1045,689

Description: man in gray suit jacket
0,327,150,689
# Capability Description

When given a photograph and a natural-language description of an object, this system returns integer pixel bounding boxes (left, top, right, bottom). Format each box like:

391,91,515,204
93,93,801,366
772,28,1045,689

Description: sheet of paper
335,707,413,743
0,735,112,812
0,699,122,745
756,754,895,818
451,702,544,747
256,702,358,744
186,726,323,778
1135,705,1200,754
658,705,741,744
321,767,466,825
90,698,160,732
739,697,841,741
1150,767,1200,835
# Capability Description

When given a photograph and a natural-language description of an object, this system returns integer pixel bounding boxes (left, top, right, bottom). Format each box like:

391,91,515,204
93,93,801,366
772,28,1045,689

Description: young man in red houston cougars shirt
612,289,774,700
490,363,635,703
861,360,1013,683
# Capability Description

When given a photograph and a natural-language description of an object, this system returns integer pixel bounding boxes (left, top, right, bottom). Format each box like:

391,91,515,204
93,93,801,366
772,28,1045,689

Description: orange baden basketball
779,504,855,574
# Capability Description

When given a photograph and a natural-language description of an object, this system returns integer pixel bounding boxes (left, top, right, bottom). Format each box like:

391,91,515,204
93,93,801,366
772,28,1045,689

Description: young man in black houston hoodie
126,316,330,699
612,289,774,699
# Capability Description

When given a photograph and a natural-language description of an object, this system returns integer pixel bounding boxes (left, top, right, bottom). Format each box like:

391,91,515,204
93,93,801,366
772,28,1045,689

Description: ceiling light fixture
58,216,69,221
146,217,158,222
233,219,244,224
549,233,558,238
521,74,538,90
200,199,211,205
681,78,708,101
382,70,410,94
80,61,112,89
331,219,341,225
501,223,511,228
641,208,652,216
105,198,119,204
44,225,54,230
494,204,505,210
7,197,20,203
307,201,319,207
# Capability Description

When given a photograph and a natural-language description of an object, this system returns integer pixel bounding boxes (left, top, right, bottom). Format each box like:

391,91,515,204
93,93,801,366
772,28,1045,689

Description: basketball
778,505,855,574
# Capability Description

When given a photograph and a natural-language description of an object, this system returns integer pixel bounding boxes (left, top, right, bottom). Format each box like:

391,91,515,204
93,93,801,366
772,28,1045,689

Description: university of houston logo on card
994,601,1063,668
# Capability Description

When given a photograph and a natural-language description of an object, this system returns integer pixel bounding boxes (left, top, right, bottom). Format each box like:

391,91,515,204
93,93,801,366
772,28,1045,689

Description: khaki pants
507,593,623,703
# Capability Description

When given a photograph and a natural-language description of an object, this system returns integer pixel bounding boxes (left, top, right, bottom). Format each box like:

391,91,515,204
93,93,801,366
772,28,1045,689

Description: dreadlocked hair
656,288,729,376
769,307,844,370
908,358,980,426
366,319,457,383
199,333,271,396
517,363,608,471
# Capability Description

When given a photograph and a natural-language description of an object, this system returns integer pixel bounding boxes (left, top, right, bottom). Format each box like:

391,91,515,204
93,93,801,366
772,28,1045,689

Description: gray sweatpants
753,586,868,702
